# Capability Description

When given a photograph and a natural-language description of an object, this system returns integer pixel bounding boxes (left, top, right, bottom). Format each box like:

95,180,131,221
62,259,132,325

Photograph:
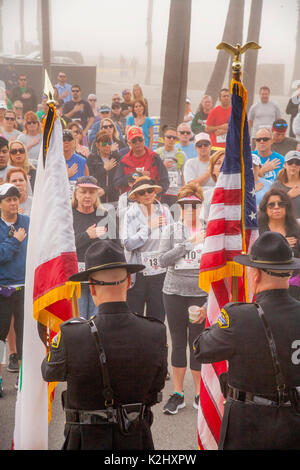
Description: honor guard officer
41,240,167,450
193,231,300,450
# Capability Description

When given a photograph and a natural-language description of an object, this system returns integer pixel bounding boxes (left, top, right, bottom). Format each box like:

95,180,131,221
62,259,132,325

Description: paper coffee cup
188,305,200,323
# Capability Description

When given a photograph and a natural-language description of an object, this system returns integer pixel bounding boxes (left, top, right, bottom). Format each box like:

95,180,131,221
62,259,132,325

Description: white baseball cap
195,132,211,144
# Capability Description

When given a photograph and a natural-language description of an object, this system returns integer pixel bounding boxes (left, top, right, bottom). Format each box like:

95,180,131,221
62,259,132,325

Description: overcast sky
2,0,298,67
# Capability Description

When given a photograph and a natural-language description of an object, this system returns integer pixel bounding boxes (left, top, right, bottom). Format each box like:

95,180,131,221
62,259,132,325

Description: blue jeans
77,284,98,320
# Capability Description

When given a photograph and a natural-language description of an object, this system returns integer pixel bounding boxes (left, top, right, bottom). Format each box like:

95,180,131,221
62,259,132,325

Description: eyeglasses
266,201,287,209
255,137,270,142
286,159,300,166
136,188,155,196
10,148,25,155
196,142,210,148
26,121,38,125
165,135,177,140
102,124,113,129
131,137,144,144
179,131,191,135
5,117,15,121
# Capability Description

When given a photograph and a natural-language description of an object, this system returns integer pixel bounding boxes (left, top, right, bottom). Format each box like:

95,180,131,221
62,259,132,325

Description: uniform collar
97,301,131,315
255,289,290,302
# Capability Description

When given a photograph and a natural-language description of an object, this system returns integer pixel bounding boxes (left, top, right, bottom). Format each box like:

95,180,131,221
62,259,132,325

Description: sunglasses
286,159,300,166
266,201,287,209
131,137,144,144
89,99,96,102
165,135,177,140
5,116,15,121
72,89,80,93
102,124,113,129
10,148,25,155
96,140,112,146
136,188,155,196
179,131,191,135
274,123,287,129
26,121,38,125
255,137,270,142
196,142,210,148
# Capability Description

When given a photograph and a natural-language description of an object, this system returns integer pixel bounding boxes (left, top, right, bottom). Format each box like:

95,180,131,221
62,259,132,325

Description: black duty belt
227,385,291,407
65,403,147,426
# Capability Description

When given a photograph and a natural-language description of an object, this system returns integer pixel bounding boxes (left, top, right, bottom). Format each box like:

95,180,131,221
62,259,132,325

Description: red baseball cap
127,126,144,141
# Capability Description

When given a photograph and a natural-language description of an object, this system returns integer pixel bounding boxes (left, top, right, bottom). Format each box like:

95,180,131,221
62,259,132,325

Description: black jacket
193,289,300,450
87,151,121,204
42,301,167,450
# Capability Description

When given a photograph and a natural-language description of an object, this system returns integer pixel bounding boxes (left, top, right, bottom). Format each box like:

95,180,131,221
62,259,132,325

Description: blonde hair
177,182,204,202
8,140,33,174
71,185,102,209
208,150,225,182
100,117,121,141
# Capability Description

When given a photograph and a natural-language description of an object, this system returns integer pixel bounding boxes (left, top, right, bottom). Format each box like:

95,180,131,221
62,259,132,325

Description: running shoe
7,353,19,373
193,394,199,409
163,393,185,415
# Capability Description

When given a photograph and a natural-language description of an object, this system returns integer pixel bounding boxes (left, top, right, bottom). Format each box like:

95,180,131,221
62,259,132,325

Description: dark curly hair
258,188,300,236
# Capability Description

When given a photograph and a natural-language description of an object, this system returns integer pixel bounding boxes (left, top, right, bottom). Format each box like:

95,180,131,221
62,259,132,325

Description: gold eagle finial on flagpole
216,41,261,80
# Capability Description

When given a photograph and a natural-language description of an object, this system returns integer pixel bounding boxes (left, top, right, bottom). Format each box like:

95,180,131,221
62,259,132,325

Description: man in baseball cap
271,118,298,155
183,132,215,189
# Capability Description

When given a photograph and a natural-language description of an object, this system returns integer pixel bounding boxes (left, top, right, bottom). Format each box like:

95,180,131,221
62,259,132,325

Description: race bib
216,133,227,143
175,243,203,270
168,171,179,188
141,252,166,276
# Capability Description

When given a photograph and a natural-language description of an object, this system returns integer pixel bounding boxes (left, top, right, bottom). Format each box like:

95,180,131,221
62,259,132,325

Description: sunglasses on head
274,122,287,129
196,142,210,148
131,137,144,144
179,131,191,135
102,124,113,129
255,137,270,142
286,159,300,166
165,135,177,140
266,201,287,209
10,147,25,155
136,188,155,196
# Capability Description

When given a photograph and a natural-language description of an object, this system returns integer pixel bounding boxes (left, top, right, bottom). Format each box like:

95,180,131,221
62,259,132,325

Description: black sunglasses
10,148,25,155
286,159,300,166
72,89,80,93
102,124,113,129
131,137,144,144
5,116,15,121
196,142,210,148
179,131,191,135
165,135,177,140
266,201,287,209
256,137,270,142
136,188,155,196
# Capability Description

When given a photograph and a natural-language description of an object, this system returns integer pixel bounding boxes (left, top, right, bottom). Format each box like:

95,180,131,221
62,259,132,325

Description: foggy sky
2,0,298,68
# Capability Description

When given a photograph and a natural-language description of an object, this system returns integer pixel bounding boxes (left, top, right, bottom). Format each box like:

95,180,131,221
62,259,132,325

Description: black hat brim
234,254,300,271
68,262,145,282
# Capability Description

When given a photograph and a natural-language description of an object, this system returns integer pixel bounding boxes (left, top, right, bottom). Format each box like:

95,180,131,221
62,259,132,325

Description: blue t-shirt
126,116,154,148
255,177,273,207
175,142,197,160
66,152,87,181
253,150,284,183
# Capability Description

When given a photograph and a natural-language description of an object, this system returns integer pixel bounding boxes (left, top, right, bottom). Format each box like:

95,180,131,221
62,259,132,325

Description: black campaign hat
69,240,145,282
234,231,300,271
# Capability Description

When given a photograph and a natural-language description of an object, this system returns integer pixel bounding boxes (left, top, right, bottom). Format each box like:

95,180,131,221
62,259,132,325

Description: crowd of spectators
1,64,300,416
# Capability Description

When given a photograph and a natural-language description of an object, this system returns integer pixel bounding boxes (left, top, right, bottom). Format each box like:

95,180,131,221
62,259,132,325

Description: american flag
197,80,259,450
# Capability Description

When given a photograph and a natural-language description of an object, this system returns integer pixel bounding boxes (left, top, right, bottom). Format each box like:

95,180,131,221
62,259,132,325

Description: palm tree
160,0,192,132
243,0,263,111
205,0,245,105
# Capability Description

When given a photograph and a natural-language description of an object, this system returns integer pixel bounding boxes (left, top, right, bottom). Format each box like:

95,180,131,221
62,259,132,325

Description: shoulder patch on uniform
51,331,61,348
217,308,230,329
